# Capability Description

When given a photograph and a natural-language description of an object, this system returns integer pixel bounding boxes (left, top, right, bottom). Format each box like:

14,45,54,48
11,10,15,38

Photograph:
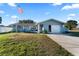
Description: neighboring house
9,23,37,32
37,19,67,33
0,25,13,33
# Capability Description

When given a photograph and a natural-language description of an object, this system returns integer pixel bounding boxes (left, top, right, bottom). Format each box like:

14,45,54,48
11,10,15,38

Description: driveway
47,34,79,56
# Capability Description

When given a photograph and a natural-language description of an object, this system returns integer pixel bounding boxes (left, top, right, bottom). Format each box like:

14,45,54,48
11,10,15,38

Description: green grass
0,33,73,56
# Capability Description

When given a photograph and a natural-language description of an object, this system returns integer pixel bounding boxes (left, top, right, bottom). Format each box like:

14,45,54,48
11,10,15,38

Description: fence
0,27,13,33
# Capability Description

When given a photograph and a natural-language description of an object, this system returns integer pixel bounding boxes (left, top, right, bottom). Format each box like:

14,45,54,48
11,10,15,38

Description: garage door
51,25,61,33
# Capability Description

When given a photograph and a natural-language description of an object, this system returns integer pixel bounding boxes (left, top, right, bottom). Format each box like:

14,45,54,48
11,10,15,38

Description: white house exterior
0,19,67,33
9,23,37,32
37,19,67,33
0,25,13,33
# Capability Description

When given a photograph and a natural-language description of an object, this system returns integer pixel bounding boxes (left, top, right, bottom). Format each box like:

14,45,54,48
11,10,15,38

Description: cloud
67,17,72,20
45,12,51,15
62,3,79,10
52,3,63,6
5,15,9,17
8,3,16,7
67,13,77,20
68,14,76,17
11,15,18,19
0,10,5,14
49,3,63,6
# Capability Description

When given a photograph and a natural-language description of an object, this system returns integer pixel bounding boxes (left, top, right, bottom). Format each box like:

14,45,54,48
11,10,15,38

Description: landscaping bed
0,33,73,56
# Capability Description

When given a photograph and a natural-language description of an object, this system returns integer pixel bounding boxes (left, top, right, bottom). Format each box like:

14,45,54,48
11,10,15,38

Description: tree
19,19,35,24
0,17,2,23
64,20,78,30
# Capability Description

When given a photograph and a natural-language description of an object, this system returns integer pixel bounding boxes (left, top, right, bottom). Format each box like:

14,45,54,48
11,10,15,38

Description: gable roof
39,19,64,24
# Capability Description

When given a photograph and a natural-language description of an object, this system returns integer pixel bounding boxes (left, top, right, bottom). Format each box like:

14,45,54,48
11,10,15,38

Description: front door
49,25,51,32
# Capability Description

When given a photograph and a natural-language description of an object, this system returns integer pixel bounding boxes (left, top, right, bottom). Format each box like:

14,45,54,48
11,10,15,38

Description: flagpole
18,5,23,32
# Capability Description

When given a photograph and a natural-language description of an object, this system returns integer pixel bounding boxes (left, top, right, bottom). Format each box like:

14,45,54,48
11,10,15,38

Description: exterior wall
0,27,13,33
43,24,63,33
40,20,66,33
60,25,68,33
43,24,49,32
51,25,61,33
12,25,35,32
60,25,66,33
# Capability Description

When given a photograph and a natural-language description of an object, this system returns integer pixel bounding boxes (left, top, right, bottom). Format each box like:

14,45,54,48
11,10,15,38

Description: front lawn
0,33,73,56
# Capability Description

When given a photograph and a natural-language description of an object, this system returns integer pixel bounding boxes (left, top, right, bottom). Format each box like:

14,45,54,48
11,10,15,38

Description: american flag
17,5,23,14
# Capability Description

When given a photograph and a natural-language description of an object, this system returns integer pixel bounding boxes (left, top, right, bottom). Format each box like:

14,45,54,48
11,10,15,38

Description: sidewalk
47,34,79,56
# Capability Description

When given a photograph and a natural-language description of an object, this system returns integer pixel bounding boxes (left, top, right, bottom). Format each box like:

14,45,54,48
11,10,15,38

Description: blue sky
0,3,79,26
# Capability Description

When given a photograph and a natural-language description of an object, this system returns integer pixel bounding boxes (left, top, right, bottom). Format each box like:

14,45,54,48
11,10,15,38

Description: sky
0,3,79,26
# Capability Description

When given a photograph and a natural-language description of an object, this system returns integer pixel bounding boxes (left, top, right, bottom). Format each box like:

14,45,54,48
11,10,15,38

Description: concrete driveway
47,34,79,56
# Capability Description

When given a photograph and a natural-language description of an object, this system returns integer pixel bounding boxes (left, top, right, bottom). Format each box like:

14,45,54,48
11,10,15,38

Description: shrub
41,29,48,34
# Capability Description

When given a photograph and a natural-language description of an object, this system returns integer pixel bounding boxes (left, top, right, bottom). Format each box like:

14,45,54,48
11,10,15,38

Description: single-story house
9,23,37,32
8,19,68,33
37,19,67,33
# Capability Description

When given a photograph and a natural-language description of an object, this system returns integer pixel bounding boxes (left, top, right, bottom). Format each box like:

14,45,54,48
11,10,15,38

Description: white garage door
51,25,61,33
